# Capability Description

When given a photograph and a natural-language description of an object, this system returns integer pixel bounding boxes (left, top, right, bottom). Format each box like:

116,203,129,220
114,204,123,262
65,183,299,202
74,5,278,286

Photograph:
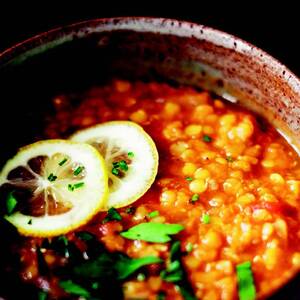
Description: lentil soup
1,80,300,300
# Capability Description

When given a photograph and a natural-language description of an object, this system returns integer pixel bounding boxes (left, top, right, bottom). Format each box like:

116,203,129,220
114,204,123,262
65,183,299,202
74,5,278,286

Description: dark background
0,3,299,76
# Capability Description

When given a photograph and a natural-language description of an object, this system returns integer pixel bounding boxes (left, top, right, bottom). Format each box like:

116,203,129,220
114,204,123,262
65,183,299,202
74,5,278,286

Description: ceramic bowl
0,17,299,299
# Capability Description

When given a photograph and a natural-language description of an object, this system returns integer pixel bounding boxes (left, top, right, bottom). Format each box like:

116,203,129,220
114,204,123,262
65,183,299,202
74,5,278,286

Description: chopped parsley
73,166,84,176
202,214,211,224
148,210,159,218
121,255,160,280
91,282,99,289
185,242,194,253
76,231,94,241
137,273,146,281
38,291,48,300
112,167,119,175
74,251,162,281
226,156,234,162
157,291,166,300
47,173,57,182
6,191,17,215
128,151,134,158
185,177,193,181
68,182,84,191
57,235,69,258
59,280,90,298
59,158,68,166
28,219,33,225
119,160,128,171
112,160,129,175
190,194,199,203
202,135,212,142
125,206,136,215
121,222,184,243
103,207,122,224
236,261,256,300
58,235,69,246
160,241,197,300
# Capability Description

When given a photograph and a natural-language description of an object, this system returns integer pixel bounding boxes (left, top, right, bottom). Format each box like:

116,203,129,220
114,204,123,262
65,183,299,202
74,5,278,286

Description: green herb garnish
185,177,193,181
236,261,256,300
91,282,99,289
160,241,197,300
190,194,199,203
57,235,69,257
47,173,57,182
73,252,162,281
59,158,68,166
116,255,162,280
202,214,210,224
148,210,159,218
121,222,184,243
186,242,194,253
38,291,48,300
119,160,128,171
68,182,84,191
157,291,166,300
28,219,33,225
202,135,212,142
226,156,234,162
125,206,136,215
112,166,119,175
137,273,146,281
112,160,129,175
76,231,94,241
59,280,90,298
73,166,84,176
6,191,17,215
103,207,122,224
58,235,68,246
128,151,134,158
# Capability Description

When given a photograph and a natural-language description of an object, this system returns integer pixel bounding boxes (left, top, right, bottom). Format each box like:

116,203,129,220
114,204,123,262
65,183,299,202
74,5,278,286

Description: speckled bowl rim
0,17,299,93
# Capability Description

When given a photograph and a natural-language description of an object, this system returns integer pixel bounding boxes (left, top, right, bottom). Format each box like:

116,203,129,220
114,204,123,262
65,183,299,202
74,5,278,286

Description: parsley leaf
236,261,256,300
202,214,210,224
103,207,122,223
160,241,197,300
185,242,194,253
73,252,162,281
47,173,57,182
226,156,234,162
115,255,162,280
73,166,84,176
74,252,114,279
59,158,68,166
128,151,134,158
38,291,48,300
6,191,17,215
190,194,199,203
203,135,212,142
68,182,84,191
125,206,136,215
148,210,159,218
59,280,90,298
120,222,184,243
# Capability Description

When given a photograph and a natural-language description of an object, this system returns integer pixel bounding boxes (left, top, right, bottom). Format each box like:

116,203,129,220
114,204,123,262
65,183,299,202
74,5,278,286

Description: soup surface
1,80,300,300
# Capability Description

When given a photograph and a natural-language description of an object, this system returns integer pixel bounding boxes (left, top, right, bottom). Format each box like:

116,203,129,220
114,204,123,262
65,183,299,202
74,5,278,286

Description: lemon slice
0,140,108,237
70,121,159,209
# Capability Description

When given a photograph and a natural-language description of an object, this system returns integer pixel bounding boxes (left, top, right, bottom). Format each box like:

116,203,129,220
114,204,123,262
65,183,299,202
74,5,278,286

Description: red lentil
5,80,300,300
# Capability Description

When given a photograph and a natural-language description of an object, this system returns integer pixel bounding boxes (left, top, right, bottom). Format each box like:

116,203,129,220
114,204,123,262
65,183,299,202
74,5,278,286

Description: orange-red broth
16,81,300,299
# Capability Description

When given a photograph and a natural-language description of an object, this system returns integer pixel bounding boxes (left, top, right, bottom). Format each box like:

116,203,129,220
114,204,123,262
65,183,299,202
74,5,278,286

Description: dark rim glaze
0,17,300,299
